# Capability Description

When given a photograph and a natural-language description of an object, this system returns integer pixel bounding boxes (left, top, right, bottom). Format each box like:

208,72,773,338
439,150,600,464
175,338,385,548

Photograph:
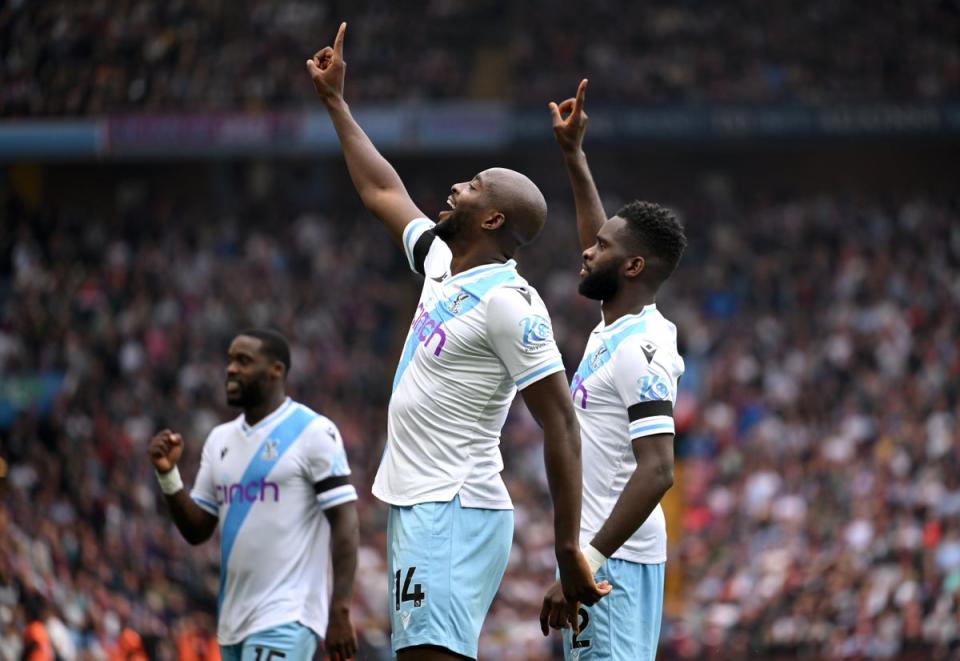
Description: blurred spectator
1,159,958,659
2,0,958,116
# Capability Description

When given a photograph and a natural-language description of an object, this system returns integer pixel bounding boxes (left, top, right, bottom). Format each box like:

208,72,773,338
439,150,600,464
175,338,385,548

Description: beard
578,260,620,301
225,377,267,408
434,208,468,241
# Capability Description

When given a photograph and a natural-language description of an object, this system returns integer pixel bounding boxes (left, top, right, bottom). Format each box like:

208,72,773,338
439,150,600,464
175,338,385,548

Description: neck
243,390,287,427
448,240,511,276
600,289,656,327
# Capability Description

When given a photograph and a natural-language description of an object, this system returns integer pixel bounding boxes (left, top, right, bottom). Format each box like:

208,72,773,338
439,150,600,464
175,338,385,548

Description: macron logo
216,478,280,505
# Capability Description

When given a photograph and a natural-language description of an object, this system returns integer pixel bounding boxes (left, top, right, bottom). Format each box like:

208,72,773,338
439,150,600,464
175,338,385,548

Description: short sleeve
305,418,358,511
612,337,678,440
401,218,438,274
486,286,566,390
190,437,220,517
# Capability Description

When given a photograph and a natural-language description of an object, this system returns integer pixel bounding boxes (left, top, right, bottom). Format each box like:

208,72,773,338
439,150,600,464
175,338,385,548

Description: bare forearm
328,503,359,608
590,464,672,557
543,417,583,552
323,97,407,206
164,490,216,545
563,149,606,251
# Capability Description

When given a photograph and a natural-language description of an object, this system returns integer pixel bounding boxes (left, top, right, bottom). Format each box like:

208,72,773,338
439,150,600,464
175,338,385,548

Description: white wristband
155,466,184,495
582,544,607,575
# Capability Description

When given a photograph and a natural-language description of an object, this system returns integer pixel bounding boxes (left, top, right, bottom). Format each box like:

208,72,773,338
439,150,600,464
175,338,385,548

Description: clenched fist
147,429,184,474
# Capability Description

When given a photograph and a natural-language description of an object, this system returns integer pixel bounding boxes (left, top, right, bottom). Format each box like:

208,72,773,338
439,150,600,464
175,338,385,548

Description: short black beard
226,379,266,409
434,210,466,241
578,263,620,301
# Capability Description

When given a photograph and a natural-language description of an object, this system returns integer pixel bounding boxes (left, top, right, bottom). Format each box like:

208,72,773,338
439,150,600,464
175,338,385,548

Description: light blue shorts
387,495,513,659
219,622,318,661
562,559,665,661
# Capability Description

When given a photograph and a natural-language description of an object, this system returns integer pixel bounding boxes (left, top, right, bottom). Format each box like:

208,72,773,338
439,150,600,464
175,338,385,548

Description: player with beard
306,23,608,661
539,80,687,661
147,329,359,661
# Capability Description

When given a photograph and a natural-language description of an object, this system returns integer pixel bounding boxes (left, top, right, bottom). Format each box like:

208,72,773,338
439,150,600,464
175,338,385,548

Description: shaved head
480,168,548,246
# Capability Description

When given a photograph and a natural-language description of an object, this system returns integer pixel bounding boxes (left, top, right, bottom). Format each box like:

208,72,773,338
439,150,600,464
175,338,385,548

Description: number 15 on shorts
394,566,426,610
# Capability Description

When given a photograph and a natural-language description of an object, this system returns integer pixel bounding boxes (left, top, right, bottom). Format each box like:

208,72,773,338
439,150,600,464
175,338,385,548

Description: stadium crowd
1,160,958,659
2,0,958,116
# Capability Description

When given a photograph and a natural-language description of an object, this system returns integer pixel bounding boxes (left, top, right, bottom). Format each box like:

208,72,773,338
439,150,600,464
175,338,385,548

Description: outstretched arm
307,23,425,246
549,79,607,252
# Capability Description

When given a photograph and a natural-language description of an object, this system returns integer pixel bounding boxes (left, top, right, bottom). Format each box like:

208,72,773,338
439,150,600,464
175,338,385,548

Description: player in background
306,23,609,661
147,329,359,661
539,80,687,661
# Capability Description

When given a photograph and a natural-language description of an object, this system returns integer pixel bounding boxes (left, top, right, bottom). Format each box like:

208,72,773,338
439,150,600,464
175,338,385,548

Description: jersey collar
444,259,517,287
240,397,294,436
596,304,657,335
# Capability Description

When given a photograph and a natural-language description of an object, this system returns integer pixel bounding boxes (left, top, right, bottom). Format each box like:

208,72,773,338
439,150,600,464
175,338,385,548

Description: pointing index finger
334,21,347,58
573,78,588,117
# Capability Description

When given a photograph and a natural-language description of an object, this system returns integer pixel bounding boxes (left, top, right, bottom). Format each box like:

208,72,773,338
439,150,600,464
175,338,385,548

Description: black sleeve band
314,475,352,495
627,400,673,422
412,229,437,275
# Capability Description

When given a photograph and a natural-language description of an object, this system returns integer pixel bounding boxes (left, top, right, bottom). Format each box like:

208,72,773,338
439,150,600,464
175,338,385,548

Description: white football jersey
190,398,358,644
372,218,566,509
570,305,684,564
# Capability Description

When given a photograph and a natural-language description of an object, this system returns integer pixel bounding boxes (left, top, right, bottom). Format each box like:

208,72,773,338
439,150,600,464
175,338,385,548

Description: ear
481,211,506,231
624,256,645,279
270,361,286,380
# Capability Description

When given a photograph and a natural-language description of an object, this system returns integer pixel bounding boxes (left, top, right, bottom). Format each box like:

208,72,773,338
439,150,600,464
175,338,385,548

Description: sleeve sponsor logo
637,375,669,400
520,315,553,350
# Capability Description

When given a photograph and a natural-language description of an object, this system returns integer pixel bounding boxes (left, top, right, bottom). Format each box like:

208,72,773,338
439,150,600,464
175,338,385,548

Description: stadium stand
2,157,957,658
2,0,958,115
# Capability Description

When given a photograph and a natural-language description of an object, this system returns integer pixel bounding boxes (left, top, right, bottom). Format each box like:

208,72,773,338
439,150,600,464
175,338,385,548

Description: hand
307,22,348,102
556,546,612,621
147,429,184,474
539,580,574,636
324,605,357,661
548,78,588,155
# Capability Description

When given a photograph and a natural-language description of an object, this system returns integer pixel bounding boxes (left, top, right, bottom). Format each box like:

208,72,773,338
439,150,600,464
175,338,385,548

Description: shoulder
614,320,682,375
205,418,240,443
292,406,344,449
486,283,549,327
486,279,546,312
196,419,235,458
285,402,332,431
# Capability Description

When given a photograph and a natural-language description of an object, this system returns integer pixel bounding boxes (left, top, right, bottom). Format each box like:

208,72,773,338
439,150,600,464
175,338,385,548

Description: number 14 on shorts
394,566,426,610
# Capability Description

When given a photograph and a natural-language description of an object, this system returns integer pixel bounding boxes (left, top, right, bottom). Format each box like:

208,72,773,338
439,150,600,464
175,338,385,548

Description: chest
211,436,306,507
571,337,619,411
408,282,489,360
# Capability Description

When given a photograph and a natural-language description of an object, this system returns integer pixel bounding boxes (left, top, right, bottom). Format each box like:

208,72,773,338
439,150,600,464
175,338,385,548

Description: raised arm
306,23,425,246
521,373,611,620
549,79,607,252
147,430,218,545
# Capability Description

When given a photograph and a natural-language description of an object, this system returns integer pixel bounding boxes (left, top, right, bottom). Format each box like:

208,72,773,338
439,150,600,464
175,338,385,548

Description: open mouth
580,264,589,277
438,196,456,221
226,381,241,394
